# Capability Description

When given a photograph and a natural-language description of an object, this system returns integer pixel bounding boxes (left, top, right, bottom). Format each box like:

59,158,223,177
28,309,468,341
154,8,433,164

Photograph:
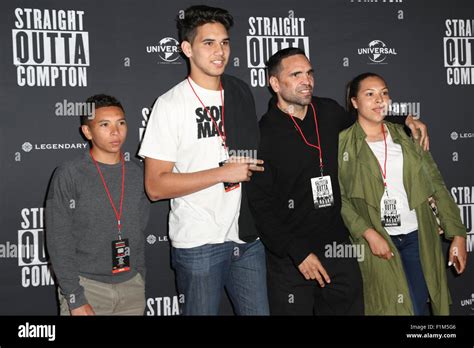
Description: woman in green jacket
338,72,467,315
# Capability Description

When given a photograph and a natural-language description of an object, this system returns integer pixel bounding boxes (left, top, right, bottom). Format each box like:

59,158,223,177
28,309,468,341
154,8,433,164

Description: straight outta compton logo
451,186,474,253
12,8,90,87
17,208,55,288
444,19,474,85
247,13,309,87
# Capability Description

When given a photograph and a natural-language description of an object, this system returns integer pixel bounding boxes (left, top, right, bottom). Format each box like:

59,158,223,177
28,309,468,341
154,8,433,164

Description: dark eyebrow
97,117,126,123
290,68,314,75
201,37,230,42
362,87,388,92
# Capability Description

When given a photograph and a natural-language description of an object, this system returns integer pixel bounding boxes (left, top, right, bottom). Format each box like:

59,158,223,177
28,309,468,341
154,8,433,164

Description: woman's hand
363,228,394,260
449,236,467,274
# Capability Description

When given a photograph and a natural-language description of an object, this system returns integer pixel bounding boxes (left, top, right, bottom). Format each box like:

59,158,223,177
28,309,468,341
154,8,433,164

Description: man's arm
144,157,263,201
404,115,430,151
338,99,429,150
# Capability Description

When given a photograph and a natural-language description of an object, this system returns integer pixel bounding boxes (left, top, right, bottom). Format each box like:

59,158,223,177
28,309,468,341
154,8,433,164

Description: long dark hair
346,72,385,117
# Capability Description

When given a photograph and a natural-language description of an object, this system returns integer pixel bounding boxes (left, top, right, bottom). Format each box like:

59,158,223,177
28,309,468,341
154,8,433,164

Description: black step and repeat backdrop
1,0,473,316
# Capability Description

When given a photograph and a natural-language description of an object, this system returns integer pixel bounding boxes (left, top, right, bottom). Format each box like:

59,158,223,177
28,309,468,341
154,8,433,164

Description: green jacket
338,121,466,315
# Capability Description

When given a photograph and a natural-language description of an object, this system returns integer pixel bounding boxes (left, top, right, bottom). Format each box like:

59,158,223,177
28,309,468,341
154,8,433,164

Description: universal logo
459,293,474,310
450,131,474,141
358,40,397,64
146,37,182,64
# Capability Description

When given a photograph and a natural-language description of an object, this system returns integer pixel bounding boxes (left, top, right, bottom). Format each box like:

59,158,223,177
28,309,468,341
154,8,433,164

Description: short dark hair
266,47,307,78
177,5,234,43
346,72,385,116
80,94,124,126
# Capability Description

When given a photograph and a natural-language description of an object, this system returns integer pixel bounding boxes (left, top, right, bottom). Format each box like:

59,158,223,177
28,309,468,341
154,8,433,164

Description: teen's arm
144,157,263,201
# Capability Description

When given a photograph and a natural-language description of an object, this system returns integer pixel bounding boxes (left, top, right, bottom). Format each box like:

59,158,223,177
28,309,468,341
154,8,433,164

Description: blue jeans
171,239,269,315
391,231,430,315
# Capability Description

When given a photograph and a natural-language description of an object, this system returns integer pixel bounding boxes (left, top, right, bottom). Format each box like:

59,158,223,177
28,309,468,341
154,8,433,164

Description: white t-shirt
366,128,419,235
139,78,243,248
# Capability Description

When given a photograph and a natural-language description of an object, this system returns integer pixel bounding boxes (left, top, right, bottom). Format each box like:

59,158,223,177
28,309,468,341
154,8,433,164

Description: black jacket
221,74,260,242
247,96,408,265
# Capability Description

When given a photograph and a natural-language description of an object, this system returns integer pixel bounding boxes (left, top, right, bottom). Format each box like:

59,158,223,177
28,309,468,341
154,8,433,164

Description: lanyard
89,149,125,239
287,103,325,176
187,77,226,149
373,123,388,194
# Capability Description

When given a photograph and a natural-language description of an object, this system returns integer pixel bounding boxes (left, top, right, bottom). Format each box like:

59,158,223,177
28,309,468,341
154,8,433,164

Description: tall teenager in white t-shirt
339,73,467,315
139,5,269,315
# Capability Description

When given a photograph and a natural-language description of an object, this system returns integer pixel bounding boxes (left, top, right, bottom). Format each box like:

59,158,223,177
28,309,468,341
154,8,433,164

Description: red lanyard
287,103,325,176
373,123,388,191
89,149,125,239
187,77,226,149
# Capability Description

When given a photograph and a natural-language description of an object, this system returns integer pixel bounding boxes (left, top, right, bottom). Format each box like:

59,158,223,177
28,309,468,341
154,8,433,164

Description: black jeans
266,242,364,315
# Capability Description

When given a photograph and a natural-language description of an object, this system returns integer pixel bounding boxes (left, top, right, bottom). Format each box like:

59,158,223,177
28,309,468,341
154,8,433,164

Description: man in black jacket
139,5,268,315
247,47,427,315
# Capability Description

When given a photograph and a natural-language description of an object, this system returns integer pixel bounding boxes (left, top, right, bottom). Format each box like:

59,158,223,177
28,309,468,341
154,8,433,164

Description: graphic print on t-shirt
195,105,224,139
